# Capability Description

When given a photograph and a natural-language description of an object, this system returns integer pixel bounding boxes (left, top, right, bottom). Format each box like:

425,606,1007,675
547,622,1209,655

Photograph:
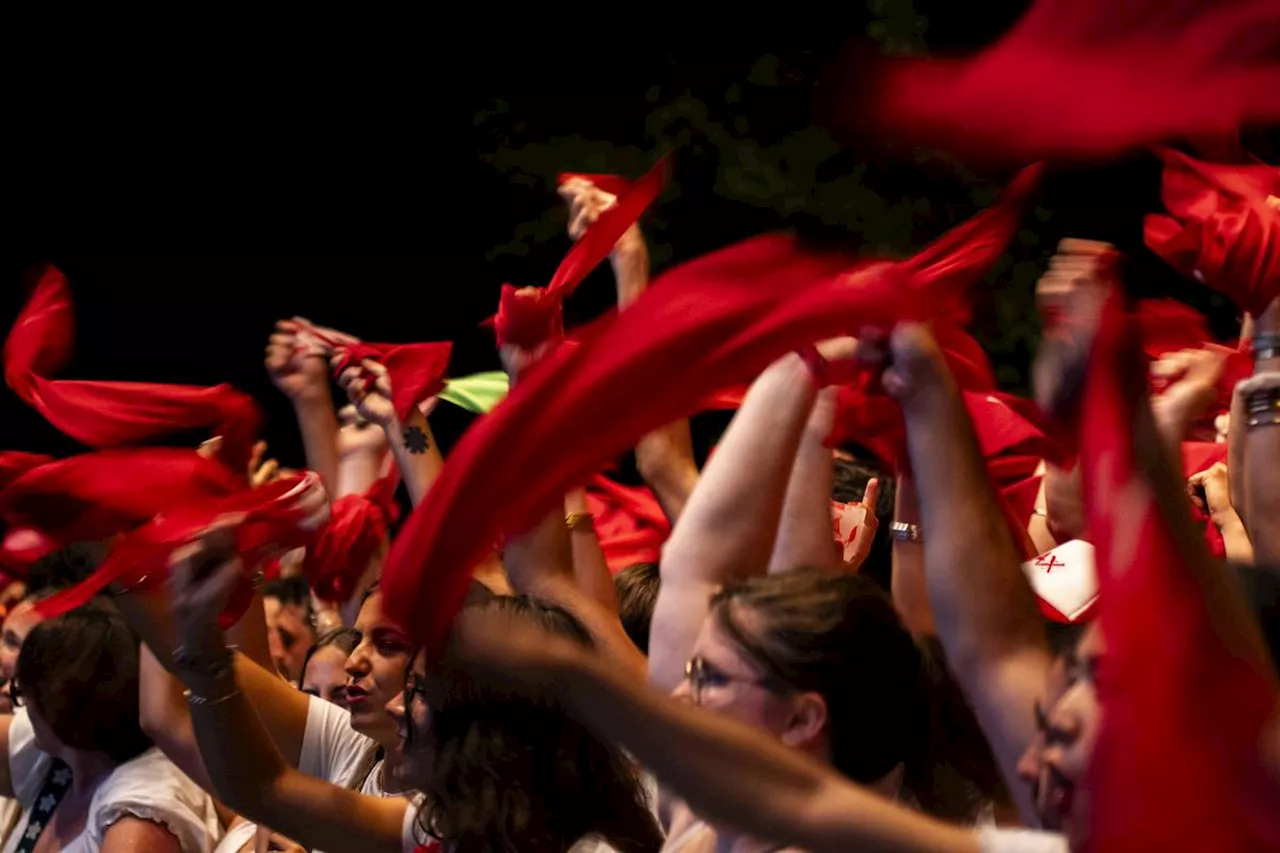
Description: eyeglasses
683,655,785,706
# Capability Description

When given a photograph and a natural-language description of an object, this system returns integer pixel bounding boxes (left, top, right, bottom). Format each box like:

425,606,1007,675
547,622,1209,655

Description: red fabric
303,471,400,602
34,472,328,629
0,452,53,490
1081,292,1278,851
4,267,261,471
0,449,245,546
1135,299,1253,418
1181,441,1228,477
486,158,669,349
860,0,1280,163
380,167,1040,652
297,321,452,425
582,475,670,572
1145,148,1280,316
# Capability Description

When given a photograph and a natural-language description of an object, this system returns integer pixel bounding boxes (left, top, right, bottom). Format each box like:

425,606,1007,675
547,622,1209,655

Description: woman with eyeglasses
163,523,664,853
646,345,999,852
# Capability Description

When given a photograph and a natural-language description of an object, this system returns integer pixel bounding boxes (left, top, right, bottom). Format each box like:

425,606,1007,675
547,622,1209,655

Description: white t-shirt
975,825,1069,853
3,710,220,853
213,694,405,853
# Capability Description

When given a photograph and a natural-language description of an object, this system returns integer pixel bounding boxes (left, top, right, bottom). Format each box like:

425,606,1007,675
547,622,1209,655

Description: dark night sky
4,4,1258,467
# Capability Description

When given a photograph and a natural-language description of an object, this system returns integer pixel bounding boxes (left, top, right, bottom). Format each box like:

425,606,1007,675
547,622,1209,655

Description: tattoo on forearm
403,425,429,454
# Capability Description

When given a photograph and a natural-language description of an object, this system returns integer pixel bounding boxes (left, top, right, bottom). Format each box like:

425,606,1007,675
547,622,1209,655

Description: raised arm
451,609,982,853
117,585,312,769
166,524,406,853
265,319,343,499
1241,297,1280,562
564,177,700,523
499,342,644,680
766,388,842,574
885,322,1051,825
336,359,443,507
649,345,845,692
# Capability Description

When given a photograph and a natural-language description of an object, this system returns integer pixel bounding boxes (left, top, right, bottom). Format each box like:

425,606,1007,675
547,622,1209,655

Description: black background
5,3,1263,466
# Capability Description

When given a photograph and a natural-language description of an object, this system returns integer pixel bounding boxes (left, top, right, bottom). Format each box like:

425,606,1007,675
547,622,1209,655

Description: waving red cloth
1135,299,1253,418
303,471,400,602
34,472,328,628
1145,149,1280,315
486,158,669,349
4,267,261,470
1082,292,1279,851
299,322,453,425
381,167,1040,651
583,475,670,572
860,0,1280,163
0,449,246,547
0,452,53,489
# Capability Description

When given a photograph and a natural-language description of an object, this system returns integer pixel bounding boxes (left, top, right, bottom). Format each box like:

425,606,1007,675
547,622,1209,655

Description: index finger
861,477,880,511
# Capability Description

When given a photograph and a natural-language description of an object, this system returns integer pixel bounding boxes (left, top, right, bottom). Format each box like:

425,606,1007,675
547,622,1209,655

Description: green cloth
438,371,509,414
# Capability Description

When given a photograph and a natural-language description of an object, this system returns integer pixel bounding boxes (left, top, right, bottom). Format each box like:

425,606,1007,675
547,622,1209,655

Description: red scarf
303,470,400,601
34,471,328,627
380,166,1040,651
300,322,452,425
485,158,668,349
582,475,670,572
1144,149,1280,316
1082,292,1279,850
857,0,1280,163
4,266,261,471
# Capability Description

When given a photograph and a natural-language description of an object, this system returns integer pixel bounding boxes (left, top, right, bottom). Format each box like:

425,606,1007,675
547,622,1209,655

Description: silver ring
889,521,922,543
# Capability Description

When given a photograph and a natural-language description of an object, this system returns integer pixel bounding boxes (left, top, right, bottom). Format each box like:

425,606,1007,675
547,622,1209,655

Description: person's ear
779,690,829,749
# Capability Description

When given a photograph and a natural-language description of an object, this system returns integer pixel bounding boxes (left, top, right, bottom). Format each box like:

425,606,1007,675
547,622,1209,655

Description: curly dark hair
417,595,663,853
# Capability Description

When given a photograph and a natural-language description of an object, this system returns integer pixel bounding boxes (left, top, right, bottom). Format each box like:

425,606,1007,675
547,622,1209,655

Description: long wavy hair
416,595,663,853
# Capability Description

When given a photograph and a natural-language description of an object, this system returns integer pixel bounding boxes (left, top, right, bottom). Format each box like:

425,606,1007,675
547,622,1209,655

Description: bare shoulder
100,815,182,852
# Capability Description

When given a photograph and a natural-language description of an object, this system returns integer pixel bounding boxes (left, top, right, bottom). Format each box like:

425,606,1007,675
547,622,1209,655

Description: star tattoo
403,425,430,455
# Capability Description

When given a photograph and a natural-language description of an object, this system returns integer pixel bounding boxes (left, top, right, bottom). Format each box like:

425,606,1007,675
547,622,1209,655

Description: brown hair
417,595,663,853
710,569,999,821
16,601,152,764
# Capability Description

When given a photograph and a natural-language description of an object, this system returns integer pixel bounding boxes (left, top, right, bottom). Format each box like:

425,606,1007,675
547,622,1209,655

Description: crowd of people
2,5,1279,851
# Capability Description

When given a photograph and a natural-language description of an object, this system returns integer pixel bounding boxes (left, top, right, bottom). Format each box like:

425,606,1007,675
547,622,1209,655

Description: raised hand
334,358,396,427
558,178,644,257
1151,347,1228,442
168,518,246,633
264,318,331,404
1031,239,1117,418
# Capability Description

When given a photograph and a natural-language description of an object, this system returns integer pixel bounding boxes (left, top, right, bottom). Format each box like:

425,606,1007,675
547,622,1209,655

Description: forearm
562,652,976,853
889,474,935,636
663,354,818,582
901,380,1046,669
183,645,403,853
292,396,342,500
1244,301,1280,562
768,418,839,575
509,507,647,680
565,489,620,613
635,421,700,522
1217,516,1256,565
139,645,214,792
385,409,443,506
179,624,289,813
